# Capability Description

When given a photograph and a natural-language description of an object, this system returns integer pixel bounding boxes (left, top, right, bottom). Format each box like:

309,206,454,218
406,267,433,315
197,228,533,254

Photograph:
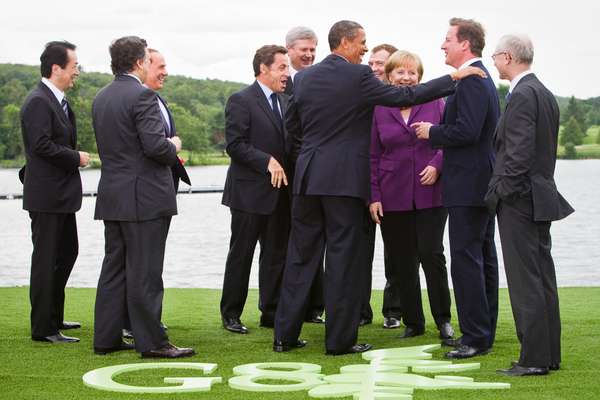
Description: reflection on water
0,161,598,288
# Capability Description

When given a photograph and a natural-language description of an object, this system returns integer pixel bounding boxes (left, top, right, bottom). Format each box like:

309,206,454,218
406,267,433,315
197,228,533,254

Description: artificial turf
0,287,599,399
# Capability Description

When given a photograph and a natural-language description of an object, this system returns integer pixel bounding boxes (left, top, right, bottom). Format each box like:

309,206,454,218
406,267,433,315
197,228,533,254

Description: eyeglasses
491,51,508,60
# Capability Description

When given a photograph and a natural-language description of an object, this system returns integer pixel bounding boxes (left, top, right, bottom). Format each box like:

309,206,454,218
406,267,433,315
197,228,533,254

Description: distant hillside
0,63,246,163
1,63,598,163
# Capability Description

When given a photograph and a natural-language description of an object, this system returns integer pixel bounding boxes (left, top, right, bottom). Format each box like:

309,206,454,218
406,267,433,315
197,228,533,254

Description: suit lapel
252,81,283,133
38,82,72,128
156,94,174,137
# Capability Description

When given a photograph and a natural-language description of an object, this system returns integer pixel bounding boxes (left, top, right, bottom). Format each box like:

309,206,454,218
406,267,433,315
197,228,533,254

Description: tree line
1,63,598,163
0,63,245,164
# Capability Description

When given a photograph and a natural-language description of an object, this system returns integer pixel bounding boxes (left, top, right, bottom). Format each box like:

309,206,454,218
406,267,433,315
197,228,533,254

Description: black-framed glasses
491,51,508,60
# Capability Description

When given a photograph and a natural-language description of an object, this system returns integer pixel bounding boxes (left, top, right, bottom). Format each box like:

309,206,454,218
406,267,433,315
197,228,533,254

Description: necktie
270,93,283,129
505,91,512,104
61,98,69,118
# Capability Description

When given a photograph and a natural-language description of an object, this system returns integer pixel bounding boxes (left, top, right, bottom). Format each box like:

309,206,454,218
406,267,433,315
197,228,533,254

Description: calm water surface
0,161,598,288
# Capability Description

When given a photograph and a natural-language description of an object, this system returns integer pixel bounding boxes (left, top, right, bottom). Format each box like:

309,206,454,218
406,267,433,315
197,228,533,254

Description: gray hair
286,26,318,47
328,20,363,51
496,34,534,65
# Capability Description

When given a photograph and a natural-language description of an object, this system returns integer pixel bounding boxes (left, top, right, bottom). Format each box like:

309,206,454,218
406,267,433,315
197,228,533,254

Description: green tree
497,84,509,112
170,103,210,164
0,104,23,159
564,142,577,159
562,96,587,133
560,117,584,146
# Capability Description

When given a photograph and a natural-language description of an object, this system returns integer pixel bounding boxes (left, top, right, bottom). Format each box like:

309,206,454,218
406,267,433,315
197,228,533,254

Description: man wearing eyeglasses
486,34,573,376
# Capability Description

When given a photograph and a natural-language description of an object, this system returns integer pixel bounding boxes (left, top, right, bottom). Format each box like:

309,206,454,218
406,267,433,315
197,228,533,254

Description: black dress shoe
383,317,401,329
94,341,135,355
497,364,549,376
32,333,80,343
141,343,195,358
326,343,373,355
441,337,462,347
445,344,489,359
304,314,325,324
399,326,425,339
222,317,248,334
512,360,560,371
273,339,307,352
122,329,134,340
359,318,372,326
60,321,81,330
438,322,454,339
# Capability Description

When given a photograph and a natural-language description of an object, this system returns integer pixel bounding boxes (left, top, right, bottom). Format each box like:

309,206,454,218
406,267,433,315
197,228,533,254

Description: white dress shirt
41,77,65,104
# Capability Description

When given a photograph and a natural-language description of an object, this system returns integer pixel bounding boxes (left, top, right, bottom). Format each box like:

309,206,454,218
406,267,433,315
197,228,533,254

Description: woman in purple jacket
370,50,454,340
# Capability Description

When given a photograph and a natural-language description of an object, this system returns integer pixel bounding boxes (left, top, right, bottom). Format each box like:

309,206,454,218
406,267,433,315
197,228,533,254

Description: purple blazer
370,99,444,211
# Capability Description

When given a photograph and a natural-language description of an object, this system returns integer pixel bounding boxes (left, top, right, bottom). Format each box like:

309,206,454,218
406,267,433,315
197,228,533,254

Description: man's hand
79,151,90,167
169,136,182,152
451,66,487,81
369,202,383,224
419,165,439,185
267,157,288,188
411,121,433,140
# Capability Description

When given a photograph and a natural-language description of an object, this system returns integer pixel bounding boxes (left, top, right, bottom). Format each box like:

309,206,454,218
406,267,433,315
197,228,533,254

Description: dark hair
40,41,76,78
449,17,486,57
109,36,148,75
328,20,363,51
252,45,288,77
371,43,398,56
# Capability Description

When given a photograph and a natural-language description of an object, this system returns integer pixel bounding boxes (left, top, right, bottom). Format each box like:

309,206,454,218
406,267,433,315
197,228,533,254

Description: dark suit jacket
156,94,191,188
20,82,82,213
284,76,294,96
287,53,456,202
429,61,500,207
486,73,574,221
92,74,178,221
221,81,290,215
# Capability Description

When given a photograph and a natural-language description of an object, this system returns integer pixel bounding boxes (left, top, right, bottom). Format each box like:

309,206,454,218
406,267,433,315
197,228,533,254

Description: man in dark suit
285,26,325,324
413,18,500,359
220,45,292,334
366,43,399,329
145,48,190,191
486,34,574,376
121,48,190,341
274,20,484,355
20,41,90,343
92,36,194,358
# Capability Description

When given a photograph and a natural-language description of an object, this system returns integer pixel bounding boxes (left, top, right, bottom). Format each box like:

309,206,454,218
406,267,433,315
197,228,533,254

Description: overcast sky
1,0,598,98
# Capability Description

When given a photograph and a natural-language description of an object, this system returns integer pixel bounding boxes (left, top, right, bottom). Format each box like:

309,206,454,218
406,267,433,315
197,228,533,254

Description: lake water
0,161,598,289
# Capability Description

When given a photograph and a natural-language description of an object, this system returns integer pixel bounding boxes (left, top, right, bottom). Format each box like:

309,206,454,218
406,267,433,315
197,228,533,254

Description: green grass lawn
1,287,599,399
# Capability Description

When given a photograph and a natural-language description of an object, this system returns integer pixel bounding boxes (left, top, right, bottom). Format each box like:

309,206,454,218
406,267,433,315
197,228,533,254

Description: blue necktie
270,93,283,129
505,91,512,104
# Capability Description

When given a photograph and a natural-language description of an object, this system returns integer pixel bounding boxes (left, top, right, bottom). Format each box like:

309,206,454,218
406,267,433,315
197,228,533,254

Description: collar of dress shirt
41,77,65,104
256,79,275,102
458,57,482,70
509,70,534,94
125,73,143,84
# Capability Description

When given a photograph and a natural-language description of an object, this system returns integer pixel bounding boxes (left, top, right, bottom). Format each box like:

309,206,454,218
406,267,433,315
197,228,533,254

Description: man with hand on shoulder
274,20,485,356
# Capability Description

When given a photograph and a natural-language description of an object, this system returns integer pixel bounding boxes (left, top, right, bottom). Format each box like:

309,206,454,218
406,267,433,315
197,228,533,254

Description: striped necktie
61,98,69,118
